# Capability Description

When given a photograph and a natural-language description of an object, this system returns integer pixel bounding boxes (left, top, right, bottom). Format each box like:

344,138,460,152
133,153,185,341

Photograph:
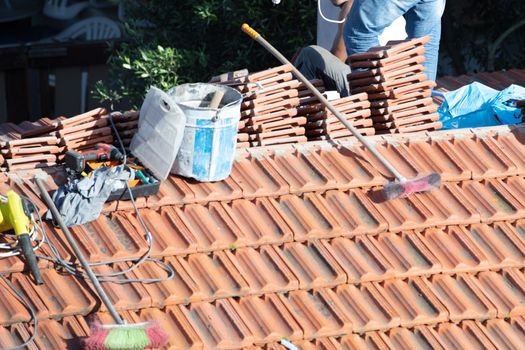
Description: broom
35,176,168,350
241,24,441,200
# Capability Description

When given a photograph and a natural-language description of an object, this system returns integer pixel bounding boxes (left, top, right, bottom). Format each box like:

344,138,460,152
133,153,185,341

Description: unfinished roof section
437,69,525,91
0,118,525,348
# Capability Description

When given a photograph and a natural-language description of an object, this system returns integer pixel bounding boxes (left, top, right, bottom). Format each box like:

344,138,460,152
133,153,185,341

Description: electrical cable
0,225,43,258
274,0,346,24
0,111,175,349
0,273,38,350
0,248,40,349
27,113,175,283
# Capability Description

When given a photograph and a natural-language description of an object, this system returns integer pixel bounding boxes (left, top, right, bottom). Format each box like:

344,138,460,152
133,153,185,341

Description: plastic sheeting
438,82,525,129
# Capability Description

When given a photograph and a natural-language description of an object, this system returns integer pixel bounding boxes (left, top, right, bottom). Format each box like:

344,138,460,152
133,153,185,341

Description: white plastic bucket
168,83,242,182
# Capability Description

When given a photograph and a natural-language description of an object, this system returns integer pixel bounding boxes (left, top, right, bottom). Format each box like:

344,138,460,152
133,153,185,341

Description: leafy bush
95,0,317,108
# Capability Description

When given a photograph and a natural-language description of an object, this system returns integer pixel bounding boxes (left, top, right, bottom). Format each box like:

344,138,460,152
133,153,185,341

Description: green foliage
95,0,316,108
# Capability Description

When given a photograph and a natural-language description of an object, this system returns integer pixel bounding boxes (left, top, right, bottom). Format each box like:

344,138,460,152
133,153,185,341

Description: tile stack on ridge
216,64,325,147
0,136,60,172
348,36,442,134
0,109,139,171
304,92,375,141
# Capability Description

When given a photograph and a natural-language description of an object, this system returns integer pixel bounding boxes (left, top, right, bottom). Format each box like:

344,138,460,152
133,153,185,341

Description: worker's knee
298,45,326,59
295,45,332,67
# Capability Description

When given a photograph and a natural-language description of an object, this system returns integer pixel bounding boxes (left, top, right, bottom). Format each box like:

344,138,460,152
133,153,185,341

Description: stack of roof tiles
216,64,325,147
0,109,138,171
2,117,525,348
304,92,375,141
348,36,442,134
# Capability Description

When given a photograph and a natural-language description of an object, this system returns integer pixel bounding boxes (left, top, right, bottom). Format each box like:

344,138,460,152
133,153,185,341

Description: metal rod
242,24,406,182
35,176,124,324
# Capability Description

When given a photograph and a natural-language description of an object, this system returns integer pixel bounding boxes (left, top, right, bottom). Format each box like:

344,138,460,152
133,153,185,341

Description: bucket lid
131,87,187,180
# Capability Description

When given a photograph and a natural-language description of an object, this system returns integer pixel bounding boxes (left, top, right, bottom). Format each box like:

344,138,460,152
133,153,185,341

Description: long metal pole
241,24,406,182
35,177,124,324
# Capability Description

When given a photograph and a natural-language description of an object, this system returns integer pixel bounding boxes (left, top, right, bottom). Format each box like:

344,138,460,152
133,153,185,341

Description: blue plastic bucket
168,83,242,182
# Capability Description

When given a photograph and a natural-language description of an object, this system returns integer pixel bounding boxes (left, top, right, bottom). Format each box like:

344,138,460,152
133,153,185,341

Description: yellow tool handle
241,23,260,40
7,191,30,236
5,191,43,285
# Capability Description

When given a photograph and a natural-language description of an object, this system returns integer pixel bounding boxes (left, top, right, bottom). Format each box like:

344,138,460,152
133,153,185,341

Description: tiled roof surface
0,69,525,349
437,69,525,91
1,121,525,349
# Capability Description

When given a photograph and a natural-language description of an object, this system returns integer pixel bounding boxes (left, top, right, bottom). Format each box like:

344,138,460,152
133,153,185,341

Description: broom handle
35,177,124,325
241,24,406,183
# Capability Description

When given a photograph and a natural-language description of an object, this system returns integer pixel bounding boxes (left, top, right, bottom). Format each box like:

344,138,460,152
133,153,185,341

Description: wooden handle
209,90,225,109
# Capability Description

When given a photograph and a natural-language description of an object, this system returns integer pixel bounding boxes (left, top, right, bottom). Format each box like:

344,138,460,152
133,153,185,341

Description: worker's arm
330,0,353,62
330,0,348,6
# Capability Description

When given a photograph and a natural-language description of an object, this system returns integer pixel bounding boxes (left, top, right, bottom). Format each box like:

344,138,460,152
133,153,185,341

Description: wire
0,273,38,350
0,225,42,258
271,0,346,24
0,112,175,349
318,0,346,24
26,114,175,283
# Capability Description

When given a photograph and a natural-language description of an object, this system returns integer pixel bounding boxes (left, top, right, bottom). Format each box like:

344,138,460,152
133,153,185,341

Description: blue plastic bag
438,82,525,130
490,84,525,125
438,82,500,129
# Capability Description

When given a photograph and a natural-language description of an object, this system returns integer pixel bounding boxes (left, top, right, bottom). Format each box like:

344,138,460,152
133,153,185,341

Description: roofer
294,0,446,97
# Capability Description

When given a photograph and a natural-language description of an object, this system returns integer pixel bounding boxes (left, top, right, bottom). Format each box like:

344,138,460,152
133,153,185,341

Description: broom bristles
146,321,170,348
382,173,441,200
82,320,169,350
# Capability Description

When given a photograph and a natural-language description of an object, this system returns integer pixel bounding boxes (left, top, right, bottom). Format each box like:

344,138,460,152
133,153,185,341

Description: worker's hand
330,0,348,7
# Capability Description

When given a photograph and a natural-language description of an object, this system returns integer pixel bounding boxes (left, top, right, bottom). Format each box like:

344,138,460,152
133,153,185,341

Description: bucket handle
210,83,262,122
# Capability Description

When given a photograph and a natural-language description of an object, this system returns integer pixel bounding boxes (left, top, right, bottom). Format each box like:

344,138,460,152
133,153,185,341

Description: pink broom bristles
382,173,441,200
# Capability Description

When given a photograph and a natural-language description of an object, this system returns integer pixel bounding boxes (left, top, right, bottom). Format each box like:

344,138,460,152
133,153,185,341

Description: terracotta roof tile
181,299,255,349
477,268,525,318
278,241,346,289
335,283,400,332
324,189,388,236
327,236,397,283
485,317,525,349
283,289,353,339
380,277,449,327
426,273,498,322
373,231,442,278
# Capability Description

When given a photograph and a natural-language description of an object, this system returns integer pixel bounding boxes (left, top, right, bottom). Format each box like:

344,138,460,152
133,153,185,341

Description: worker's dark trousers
294,45,351,97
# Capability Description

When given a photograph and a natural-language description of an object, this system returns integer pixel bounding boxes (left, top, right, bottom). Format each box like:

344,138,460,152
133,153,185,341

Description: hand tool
64,143,124,173
209,90,225,108
241,23,441,200
0,191,43,284
35,176,168,350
